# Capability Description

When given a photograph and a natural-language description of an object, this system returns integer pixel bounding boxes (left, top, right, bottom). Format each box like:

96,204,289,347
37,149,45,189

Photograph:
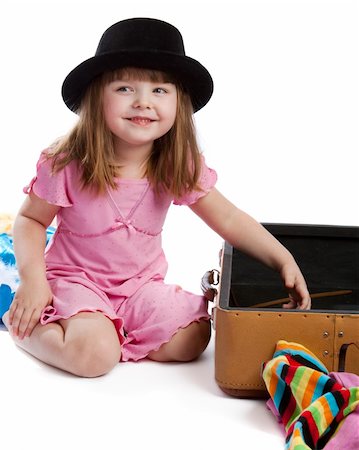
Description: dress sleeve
23,151,73,207
173,155,217,206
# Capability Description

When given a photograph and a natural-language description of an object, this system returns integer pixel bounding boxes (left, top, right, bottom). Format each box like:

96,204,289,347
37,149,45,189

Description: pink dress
24,151,217,361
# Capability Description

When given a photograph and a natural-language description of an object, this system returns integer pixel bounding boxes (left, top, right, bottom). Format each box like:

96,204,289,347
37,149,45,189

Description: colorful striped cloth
262,340,359,449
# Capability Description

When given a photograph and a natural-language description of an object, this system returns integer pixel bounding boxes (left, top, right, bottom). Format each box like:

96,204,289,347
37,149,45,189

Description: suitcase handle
338,342,359,372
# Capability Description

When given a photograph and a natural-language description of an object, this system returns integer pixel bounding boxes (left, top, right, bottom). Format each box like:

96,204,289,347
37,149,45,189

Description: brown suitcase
213,223,359,398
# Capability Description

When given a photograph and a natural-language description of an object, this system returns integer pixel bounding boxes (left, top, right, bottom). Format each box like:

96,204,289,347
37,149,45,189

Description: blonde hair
49,67,202,197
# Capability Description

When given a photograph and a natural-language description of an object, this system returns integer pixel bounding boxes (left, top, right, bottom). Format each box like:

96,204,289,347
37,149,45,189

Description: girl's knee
66,334,121,378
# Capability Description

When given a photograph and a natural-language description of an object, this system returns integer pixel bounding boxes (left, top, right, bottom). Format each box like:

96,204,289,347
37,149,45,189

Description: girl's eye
153,87,167,94
116,86,133,93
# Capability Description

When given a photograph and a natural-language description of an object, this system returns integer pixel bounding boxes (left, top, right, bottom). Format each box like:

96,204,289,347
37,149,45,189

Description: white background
1,1,358,449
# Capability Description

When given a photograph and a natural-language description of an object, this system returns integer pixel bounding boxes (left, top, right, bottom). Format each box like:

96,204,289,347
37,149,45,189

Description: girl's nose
132,90,152,109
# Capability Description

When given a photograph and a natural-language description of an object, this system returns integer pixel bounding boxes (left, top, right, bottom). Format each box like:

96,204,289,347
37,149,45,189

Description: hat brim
62,51,213,113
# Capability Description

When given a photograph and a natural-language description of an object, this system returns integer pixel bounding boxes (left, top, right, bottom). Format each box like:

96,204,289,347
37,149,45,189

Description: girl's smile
126,116,156,126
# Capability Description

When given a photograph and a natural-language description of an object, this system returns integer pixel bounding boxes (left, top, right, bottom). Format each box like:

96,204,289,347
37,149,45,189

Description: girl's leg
2,311,121,377
147,319,211,362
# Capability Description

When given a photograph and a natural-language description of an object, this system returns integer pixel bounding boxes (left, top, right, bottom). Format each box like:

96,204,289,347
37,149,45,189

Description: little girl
3,18,311,377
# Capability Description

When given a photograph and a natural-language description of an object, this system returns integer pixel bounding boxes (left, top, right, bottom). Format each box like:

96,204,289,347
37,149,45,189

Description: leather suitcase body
213,224,359,398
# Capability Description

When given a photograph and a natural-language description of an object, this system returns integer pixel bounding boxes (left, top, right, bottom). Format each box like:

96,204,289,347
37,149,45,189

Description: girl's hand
9,278,53,340
280,262,311,310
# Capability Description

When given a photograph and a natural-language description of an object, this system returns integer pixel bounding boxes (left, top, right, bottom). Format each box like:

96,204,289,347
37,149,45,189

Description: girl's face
103,75,177,153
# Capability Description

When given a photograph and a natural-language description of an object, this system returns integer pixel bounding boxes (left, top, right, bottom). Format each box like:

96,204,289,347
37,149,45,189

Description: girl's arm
190,188,311,309
9,193,60,339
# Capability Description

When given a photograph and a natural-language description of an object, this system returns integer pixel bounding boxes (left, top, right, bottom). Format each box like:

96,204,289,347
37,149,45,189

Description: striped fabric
262,340,359,449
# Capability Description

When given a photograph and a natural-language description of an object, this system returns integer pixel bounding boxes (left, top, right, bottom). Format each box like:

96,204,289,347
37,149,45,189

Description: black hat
62,18,213,113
